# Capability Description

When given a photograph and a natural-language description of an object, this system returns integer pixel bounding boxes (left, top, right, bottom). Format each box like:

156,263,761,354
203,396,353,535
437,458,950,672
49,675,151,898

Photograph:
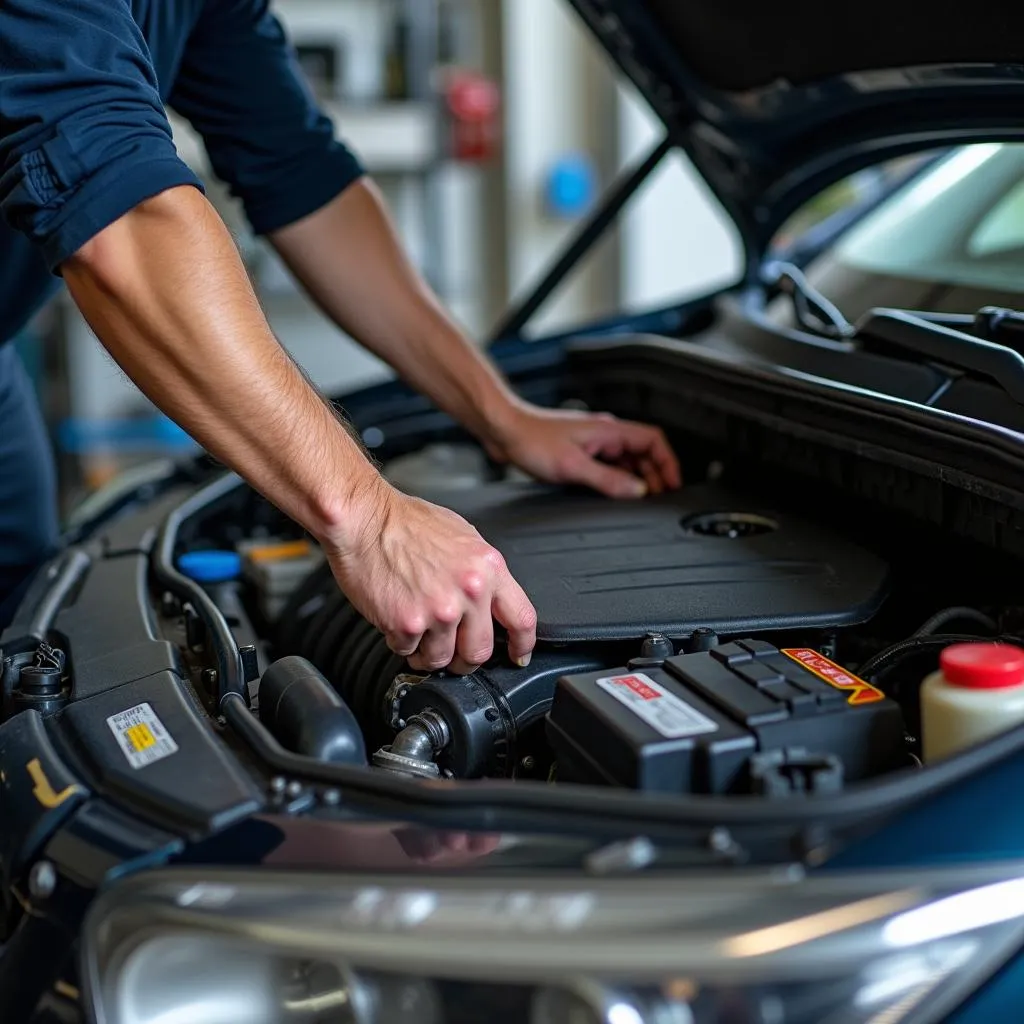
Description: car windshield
827,143,1024,297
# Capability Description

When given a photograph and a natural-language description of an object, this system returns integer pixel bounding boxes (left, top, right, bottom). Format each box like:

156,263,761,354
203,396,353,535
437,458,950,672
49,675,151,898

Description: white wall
500,0,618,334
498,0,743,334
273,0,387,100
618,89,743,311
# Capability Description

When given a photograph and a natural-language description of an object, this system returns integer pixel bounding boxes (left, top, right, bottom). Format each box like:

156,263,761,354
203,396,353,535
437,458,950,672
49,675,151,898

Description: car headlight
81,863,1024,1024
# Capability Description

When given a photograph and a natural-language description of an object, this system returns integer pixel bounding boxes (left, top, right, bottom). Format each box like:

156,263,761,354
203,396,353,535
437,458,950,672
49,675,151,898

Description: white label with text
595,673,719,739
106,703,179,769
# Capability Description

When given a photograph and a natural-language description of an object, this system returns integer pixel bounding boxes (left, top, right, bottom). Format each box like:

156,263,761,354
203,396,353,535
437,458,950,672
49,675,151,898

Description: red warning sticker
596,672,719,738
614,674,661,701
781,648,885,705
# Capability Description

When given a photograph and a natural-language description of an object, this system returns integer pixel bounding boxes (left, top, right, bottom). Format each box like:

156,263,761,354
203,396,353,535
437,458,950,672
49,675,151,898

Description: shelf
168,100,439,177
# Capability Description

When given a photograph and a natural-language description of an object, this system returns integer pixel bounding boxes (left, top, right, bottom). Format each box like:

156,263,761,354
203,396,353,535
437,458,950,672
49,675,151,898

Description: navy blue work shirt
0,0,364,346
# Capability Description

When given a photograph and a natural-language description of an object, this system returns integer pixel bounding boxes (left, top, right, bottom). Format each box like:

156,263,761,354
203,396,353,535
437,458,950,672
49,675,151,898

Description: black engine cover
420,483,888,642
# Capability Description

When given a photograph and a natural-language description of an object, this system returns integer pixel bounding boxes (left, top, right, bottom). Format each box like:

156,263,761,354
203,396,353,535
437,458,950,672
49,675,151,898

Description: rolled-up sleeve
169,0,365,236
0,0,204,272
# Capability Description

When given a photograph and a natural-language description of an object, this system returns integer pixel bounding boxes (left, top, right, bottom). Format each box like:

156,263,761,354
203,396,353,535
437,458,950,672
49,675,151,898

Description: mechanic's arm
1,0,533,676
269,180,682,498
62,186,536,674
164,0,676,496
63,188,371,543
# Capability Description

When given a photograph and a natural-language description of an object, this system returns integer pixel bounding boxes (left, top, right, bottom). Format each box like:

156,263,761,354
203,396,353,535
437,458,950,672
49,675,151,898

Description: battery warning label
781,649,885,705
596,672,719,739
107,703,179,769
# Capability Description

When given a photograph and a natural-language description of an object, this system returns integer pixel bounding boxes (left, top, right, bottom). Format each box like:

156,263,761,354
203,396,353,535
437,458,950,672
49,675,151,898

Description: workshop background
17,0,875,509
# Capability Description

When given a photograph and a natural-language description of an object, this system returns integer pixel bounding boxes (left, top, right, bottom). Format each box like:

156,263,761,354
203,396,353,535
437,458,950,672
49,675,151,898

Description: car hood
568,0,1024,261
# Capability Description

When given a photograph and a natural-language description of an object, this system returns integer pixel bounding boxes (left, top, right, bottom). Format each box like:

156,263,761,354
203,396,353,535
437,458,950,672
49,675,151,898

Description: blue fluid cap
178,550,242,584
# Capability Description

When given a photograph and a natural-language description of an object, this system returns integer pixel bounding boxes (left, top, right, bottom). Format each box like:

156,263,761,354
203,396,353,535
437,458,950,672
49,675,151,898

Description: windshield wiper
975,306,1024,354
858,307,1024,406
762,261,854,341
760,263,1024,405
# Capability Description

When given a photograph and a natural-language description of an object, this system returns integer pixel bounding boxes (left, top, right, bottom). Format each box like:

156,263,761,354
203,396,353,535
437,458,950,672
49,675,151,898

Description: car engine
246,458,905,796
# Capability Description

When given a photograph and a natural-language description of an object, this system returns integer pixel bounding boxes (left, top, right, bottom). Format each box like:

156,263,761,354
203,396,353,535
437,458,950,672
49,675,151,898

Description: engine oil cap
940,643,1024,689
178,550,242,584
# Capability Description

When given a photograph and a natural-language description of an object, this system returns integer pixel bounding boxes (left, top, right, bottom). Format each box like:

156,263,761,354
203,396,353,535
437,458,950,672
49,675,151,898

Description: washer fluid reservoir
921,643,1024,762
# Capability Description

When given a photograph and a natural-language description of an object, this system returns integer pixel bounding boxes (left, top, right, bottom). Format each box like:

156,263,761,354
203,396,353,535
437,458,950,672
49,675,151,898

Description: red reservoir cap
940,643,1024,690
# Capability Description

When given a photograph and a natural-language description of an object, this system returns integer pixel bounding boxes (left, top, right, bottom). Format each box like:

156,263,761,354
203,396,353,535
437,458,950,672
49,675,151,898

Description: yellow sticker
107,703,179,769
124,723,156,752
781,648,886,705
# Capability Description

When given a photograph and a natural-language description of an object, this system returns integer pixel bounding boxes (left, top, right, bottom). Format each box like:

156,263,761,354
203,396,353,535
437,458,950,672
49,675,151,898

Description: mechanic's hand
393,828,503,864
324,478,537,674
487,404,681,498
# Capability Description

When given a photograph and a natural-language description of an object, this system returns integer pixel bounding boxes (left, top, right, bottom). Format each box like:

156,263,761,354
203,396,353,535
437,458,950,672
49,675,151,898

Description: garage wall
500,0,619,334
497,0,742,334
618,90,743,312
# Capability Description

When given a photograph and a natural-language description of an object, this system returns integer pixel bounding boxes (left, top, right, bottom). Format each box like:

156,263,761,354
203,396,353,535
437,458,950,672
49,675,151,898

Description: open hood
567,0,1024,261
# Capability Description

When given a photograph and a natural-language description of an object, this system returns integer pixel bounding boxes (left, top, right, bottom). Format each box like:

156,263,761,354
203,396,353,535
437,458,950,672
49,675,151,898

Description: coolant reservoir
921,644,1024,762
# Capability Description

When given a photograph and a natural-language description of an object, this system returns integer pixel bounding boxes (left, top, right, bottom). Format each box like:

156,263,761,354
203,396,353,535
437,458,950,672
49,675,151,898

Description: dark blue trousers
0,344,60,627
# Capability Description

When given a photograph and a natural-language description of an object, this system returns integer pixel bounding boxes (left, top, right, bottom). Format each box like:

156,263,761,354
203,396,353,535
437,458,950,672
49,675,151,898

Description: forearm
63,186,382,545
269,180,525,451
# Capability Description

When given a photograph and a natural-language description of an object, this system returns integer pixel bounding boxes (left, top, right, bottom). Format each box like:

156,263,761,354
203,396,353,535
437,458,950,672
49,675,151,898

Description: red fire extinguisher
443,70,501,163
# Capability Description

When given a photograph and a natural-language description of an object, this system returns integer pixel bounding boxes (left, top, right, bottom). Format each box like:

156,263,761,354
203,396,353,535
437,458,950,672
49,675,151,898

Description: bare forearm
269,180,525,450
63,186,381,544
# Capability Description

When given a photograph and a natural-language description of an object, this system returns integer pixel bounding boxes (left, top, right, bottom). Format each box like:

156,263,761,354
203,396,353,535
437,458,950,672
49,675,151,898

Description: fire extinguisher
443,70,501,163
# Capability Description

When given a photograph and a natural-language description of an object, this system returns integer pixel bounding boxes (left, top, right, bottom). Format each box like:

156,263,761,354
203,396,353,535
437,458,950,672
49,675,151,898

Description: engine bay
267,471,899,794
57,434,1002,813
4,427,1020,852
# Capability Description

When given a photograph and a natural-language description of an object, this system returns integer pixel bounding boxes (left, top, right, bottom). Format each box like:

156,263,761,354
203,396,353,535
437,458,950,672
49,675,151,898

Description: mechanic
0,0,680,673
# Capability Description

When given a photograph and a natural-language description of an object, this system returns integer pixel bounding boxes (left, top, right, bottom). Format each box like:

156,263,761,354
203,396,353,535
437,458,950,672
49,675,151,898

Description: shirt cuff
41,157,206,272
244,142,365,236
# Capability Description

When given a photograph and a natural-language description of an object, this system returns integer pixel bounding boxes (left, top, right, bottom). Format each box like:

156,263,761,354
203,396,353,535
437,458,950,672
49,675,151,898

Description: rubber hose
859,632,1023,681
913,606,997,637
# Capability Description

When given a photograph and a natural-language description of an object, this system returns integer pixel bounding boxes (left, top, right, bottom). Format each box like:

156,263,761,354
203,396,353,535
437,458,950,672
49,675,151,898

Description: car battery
546,640,907,794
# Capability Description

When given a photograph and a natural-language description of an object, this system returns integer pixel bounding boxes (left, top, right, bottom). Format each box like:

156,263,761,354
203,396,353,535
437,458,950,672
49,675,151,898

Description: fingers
442,833,470,853
492,573,538,667
448,608,495,676
583,434,623,461
339,490,536,676
384,625,424,658
406,621,459,672
578,418,681,497
586,420,681,493
635,455,664,496
467,833,502,854
564,448,648,499
389,550,525,675
622,421,682,490
394,828,501,864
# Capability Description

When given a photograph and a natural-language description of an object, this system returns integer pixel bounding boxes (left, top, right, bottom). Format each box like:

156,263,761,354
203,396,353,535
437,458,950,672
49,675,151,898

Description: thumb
566,452,648,499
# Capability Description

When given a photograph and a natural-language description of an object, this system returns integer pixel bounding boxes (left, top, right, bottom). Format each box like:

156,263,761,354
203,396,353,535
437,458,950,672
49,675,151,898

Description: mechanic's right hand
322,478,537,675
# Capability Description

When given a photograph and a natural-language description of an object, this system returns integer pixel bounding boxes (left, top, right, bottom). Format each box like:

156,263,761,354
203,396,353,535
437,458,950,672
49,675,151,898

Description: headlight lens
82,864,1024,1024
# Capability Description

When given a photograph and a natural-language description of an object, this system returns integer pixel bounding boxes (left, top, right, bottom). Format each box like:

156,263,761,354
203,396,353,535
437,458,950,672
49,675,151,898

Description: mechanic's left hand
487,405,681,498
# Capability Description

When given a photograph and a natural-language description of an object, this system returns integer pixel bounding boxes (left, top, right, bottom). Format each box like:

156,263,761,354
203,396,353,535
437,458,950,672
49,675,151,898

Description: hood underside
568,0,1024,256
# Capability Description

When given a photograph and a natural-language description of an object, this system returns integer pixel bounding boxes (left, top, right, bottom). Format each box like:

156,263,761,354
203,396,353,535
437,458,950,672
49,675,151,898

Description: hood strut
490,135,672,342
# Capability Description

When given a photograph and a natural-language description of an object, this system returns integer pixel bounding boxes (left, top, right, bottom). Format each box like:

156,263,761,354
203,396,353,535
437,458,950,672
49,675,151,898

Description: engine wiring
912,606,998,637
857,603,1016,683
